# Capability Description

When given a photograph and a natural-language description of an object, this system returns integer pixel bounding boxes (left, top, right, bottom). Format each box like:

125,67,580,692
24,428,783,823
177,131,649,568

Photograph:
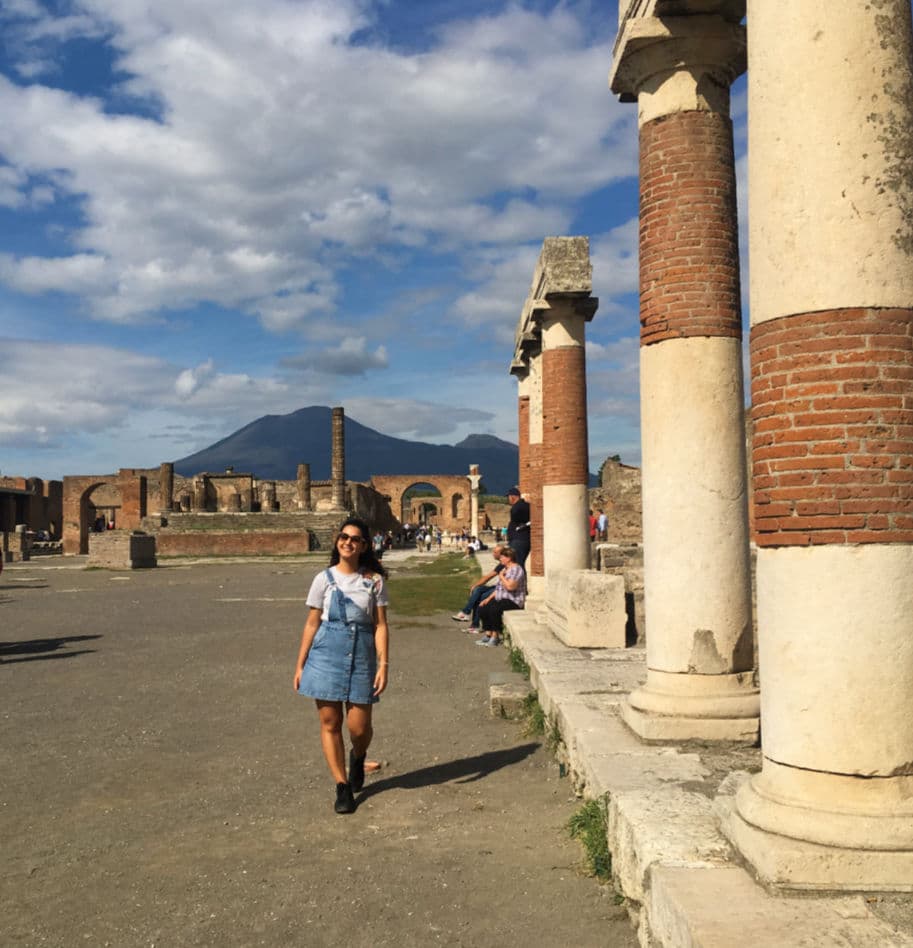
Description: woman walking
294,517,389,814
476,546,526,647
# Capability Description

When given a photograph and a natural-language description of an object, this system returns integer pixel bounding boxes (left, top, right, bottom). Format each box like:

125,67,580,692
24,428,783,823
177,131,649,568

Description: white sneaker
451,613,469,622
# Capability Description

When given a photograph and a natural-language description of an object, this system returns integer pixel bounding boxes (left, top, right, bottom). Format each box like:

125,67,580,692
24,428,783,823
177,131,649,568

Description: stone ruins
1,406,495,565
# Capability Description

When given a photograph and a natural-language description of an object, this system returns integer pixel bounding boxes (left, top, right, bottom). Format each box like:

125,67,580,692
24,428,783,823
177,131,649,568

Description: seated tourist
475,546,526,647
451,545,504,632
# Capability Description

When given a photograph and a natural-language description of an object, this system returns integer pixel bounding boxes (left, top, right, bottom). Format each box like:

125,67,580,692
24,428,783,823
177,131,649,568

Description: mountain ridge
173,406,521,495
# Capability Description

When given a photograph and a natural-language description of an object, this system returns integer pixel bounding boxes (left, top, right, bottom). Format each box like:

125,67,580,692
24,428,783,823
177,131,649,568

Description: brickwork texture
541,345,589,486
751,308,913,546
639,110,741,347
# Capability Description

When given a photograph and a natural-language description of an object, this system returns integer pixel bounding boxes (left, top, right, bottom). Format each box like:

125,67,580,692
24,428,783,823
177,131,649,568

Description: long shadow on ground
358,742,540,800
0,634,101,665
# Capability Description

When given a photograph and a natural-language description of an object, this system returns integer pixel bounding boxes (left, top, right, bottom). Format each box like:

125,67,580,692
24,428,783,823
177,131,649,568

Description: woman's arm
293,607,323,689
373,605,389,696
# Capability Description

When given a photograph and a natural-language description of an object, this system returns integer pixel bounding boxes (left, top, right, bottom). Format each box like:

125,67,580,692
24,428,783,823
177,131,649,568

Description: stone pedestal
723,0,913,890
611,10,758,742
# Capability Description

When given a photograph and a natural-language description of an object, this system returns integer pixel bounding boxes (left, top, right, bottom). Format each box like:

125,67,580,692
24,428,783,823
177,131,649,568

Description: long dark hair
329,516,388,578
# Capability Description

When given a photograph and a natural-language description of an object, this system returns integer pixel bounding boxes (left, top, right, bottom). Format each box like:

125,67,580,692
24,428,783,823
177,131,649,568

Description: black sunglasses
337,532,366,545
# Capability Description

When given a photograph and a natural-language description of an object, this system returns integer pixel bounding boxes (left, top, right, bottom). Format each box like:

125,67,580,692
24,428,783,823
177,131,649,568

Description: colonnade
600,0,913,891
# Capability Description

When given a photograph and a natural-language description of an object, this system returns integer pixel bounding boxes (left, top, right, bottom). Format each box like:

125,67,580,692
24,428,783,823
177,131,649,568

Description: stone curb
502,609,913,948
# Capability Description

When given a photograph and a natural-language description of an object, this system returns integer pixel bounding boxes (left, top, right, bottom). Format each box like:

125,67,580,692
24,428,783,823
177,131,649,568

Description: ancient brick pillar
611,11,759,741
118,471,147,530
296,463,312,511
511,238,596,597
722,1,913,890
159,462,174,513
331,407,346,511
541,299,593,577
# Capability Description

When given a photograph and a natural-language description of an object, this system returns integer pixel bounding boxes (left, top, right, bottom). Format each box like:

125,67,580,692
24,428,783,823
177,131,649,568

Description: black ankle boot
349,751,366,793
334,781,355,814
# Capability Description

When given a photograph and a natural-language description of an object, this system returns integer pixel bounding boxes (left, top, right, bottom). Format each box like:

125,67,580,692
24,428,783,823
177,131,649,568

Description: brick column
722,1,913,890
611,13,759,741
296,463,311,511
541,301,592,578
159,462,174,513
118,471,147,530
331,407,346,511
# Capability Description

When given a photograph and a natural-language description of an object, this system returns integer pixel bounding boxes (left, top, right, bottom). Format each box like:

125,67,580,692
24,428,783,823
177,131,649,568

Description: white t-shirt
306,567,389,624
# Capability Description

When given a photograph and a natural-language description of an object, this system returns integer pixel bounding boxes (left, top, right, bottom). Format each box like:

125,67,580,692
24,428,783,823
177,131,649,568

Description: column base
622,669,760,743
720,773,913,892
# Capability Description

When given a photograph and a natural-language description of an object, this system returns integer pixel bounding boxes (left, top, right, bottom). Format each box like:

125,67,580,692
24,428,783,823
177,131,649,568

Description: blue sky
0,0,746,481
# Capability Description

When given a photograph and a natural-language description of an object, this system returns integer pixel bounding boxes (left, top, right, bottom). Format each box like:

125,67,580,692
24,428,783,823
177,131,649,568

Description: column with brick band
515,357,545,597
611,12,759,740
721,1,913,890
541,302,592,577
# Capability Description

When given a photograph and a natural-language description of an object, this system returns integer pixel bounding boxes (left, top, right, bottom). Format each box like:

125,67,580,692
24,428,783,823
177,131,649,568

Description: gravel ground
1,556,637,948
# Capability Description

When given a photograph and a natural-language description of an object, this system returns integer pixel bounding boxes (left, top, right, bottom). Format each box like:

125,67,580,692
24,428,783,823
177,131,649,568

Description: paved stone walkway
1,556,637,948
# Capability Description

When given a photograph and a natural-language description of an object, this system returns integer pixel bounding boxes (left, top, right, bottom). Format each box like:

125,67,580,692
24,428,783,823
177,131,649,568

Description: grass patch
507,644,530,678
385,553,479,615
521,691,546,736
568,799,612,881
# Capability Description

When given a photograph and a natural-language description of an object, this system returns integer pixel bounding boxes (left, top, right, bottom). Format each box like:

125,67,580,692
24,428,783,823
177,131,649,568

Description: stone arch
370,474,476,532
63,476,120,555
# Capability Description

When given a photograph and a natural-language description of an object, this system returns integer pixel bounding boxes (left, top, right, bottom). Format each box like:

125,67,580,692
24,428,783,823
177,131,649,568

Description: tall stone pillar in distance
513,354,545,597
511,237,597,595
159,462,174,513
468,464,481,538
611,9,759,741
296,463,312,511
722,0,913,890
330,407,346,511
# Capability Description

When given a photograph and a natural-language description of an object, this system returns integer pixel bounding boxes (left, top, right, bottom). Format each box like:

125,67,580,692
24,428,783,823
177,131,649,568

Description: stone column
331,406,346,511
611,12,759,741
192,477,207,512
722,0,913,890
260,480,276,512
296,463,312,511
468,465,481,538
159,462,174,513
541,300,592,580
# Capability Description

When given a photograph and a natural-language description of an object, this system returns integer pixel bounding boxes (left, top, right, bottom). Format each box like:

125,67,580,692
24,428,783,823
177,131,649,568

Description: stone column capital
610,15,745,123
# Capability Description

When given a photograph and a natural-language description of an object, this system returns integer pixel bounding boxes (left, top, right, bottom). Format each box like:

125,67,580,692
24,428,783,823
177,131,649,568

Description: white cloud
343,396,493,441
281,336,389,376
0,0,636,327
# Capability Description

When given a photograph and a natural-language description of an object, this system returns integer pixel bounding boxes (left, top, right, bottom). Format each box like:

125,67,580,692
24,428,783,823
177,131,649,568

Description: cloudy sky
0,0,746,481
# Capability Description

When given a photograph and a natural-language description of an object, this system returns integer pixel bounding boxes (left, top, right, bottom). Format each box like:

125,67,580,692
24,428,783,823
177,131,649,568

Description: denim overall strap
324,568,349,624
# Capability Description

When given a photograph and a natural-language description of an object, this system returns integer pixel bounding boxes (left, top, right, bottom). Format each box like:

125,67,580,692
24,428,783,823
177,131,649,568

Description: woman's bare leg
316,700,347,783
345,703,374,758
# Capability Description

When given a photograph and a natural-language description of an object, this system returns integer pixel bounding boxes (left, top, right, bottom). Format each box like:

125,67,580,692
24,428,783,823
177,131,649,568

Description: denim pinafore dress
297,569,379,704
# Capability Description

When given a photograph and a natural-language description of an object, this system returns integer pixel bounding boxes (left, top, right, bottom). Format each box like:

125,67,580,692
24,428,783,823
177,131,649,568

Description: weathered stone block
546,568,626,648
488,671,533,719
